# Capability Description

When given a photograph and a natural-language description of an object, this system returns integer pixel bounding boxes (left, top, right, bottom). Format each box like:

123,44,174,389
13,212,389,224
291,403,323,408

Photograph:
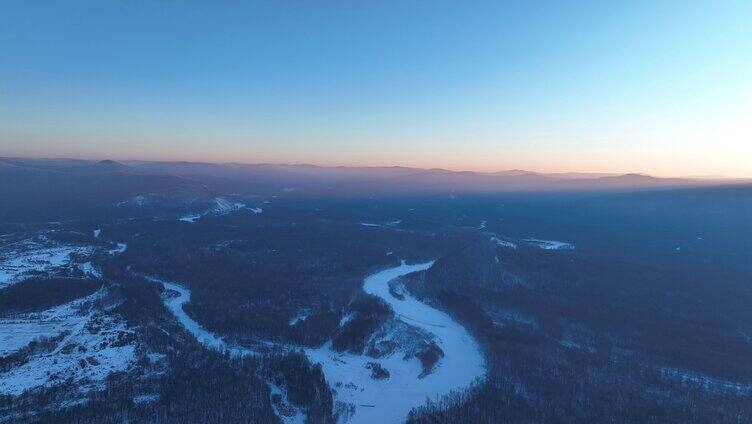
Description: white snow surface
0,245,93,289
179,198,260,222
288,309,311,326
0,295,94,357
77,261,102,278
179,214,201,223
108,242,128,255
491,236,517,249
213,197,235,213
0,291,136,395
339,312,356,327
306,261,485,424
360,220,401,228
523,238,574,250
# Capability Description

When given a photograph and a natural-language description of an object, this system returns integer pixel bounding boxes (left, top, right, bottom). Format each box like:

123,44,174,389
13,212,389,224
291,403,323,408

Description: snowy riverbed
144,276,227,351
148,276,305,422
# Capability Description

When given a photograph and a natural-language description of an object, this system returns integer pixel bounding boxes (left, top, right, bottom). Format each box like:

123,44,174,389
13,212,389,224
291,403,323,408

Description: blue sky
1,1,750,176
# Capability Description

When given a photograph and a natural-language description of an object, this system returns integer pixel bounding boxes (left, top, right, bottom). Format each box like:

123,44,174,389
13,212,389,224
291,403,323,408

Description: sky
1,1,750,177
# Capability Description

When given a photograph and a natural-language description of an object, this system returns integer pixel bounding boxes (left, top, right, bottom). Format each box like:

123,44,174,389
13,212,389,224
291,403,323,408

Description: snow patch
179,214,201,223
0,245,93,289
339,312,356,328
179,198,261,222
523,238,574,250
491,237,517,249
77,262,102,278
288,309,311,326
108,243,128,255
360,220,401,228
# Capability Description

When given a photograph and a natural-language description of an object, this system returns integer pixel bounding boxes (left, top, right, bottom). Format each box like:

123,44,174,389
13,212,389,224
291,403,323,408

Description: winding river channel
152,261,486,423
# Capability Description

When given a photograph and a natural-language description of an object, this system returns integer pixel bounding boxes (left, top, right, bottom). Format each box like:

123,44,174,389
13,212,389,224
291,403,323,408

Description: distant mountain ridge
1,156,748,200
1,155,750,222
89,159,131,171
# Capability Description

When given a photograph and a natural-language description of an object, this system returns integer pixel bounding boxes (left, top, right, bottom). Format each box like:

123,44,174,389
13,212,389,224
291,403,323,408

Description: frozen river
307,261,485,423
152,261,485,423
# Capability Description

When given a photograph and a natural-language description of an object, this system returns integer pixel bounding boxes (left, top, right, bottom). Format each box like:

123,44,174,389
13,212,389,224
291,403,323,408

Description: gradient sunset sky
1,1,750,177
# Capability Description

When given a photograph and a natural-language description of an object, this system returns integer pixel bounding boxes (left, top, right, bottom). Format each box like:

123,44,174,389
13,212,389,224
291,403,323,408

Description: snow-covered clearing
0,295,93,357
179,214,202,223
306,261,485,424
491,236,517,249
179,198,262,222
0,245,94,289
213,197,238,213
0,290,136,395
76,262,102,278
523,238,574,250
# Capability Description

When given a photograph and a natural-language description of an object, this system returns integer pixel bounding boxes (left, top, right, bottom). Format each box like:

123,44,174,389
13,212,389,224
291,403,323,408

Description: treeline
0,277,101,314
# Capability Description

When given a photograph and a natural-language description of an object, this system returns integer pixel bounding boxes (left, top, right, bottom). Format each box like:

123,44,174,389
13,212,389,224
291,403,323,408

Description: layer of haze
1,1,750,177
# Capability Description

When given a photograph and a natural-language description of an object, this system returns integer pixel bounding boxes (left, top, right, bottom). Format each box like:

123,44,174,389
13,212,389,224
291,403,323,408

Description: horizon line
2,154,749,181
